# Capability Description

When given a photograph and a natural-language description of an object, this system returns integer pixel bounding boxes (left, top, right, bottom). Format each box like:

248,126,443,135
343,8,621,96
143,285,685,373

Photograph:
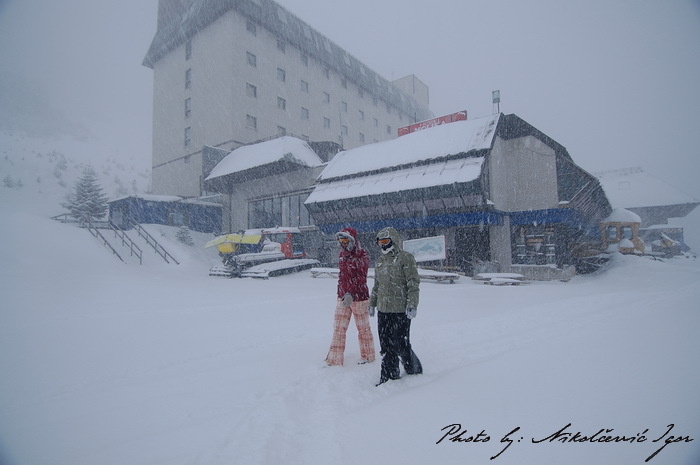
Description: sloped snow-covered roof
317,114,500,181
595,167,698,209
205,136,324,181
602,208,642,224
306,157,484,204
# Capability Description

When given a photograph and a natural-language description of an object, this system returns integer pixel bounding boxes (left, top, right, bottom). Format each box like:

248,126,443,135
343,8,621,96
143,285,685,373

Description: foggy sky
1,0,699,201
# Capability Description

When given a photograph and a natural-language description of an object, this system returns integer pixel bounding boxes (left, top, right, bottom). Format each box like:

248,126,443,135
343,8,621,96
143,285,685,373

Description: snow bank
1,132,699,465
2,187,699,465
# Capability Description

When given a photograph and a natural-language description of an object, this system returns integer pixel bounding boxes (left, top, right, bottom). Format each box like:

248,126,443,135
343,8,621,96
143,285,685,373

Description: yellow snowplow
205,232,264,277
205,233,263,254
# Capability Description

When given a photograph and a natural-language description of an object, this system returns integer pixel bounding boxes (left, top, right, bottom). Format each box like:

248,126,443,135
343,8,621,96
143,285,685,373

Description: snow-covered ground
1,132,699,465
1,187,699,465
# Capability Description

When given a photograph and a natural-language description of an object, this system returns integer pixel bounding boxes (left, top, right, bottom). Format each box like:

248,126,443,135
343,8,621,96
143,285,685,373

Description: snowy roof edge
316,115,500,182
205,136,324,181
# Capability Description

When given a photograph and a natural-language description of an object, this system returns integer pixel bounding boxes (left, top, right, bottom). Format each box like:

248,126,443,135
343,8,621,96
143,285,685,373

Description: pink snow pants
325,299,376,366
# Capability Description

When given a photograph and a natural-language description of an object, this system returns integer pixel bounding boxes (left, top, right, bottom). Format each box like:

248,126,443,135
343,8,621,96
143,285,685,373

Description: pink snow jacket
336,227,370,301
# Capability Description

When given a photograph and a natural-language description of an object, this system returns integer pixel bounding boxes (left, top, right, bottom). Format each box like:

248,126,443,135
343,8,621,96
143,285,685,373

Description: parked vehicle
205,227,317,278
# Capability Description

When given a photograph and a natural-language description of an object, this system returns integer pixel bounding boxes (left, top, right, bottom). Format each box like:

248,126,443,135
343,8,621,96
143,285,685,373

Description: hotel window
246,20,257,35
323,117,331,128
300,80,309,93
301,107,309,120
301,53,308,66
246,82,257,98
341,77,347,88
386,124,392,134
246,52,257,67
184,127,191,146
341,101,348,112
246,114,257,129
185,41,192,60
185,68,191,89
277,96,286,110
277,67,286,82
342,125,348,136
277,39,286,53
359,132,365,143
359,110,364,121
373,117,379,128
324,68,330,79
323,92,330,103
185,98,191,118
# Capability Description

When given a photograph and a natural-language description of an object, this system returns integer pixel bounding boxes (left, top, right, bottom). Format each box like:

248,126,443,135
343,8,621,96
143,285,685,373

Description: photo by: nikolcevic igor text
436,423,695,462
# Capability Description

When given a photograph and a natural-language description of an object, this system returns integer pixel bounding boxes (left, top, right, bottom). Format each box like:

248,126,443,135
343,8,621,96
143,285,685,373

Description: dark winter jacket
336,227,370,301
369,227,420,313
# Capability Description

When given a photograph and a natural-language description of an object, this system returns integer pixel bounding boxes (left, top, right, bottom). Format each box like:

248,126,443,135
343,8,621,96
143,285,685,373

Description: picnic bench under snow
472,272,528,286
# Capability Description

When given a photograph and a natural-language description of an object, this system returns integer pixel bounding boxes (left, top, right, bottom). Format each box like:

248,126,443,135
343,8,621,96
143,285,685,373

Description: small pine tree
63,166,109,222
176,225,195,246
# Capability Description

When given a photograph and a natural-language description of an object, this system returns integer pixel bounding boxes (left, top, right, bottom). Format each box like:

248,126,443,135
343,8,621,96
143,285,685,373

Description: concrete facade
145,0,433,198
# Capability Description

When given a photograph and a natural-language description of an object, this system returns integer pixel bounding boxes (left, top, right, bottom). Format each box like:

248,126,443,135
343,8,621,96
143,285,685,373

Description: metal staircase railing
80,216,125,263
128,219,180,265
108,221,143,265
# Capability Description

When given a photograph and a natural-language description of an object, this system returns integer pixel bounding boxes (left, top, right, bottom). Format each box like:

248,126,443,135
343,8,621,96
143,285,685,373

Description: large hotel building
144,0,433,198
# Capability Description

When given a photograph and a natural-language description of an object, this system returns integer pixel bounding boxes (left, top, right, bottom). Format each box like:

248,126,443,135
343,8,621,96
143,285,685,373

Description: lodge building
205,113,613,276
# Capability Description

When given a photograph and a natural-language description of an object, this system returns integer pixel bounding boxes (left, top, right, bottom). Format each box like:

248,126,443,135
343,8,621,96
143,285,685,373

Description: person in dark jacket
325,227,376,366
369,227,422,385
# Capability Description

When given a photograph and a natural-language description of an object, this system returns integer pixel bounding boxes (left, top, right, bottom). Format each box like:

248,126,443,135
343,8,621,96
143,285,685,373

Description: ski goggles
338,237,350,245
377,237,392,246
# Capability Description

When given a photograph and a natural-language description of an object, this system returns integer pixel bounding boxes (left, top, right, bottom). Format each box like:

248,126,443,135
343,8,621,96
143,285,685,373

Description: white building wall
488,136,559,212
227,166,325,230
486,135,560,271
391,74,430,112
150,7,429,197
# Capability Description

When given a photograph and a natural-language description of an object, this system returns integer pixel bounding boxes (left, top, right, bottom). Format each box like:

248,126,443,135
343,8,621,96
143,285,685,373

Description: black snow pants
377,312,422,382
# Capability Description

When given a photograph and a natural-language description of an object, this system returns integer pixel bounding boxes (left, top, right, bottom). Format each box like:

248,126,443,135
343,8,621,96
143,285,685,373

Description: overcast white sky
1,0,699,200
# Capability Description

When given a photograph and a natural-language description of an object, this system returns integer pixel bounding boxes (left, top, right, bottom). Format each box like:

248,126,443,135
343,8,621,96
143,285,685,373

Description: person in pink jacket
325,227,376,366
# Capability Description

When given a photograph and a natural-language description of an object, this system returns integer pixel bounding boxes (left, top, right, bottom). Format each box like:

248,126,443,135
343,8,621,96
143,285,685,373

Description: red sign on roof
398,110,467,137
